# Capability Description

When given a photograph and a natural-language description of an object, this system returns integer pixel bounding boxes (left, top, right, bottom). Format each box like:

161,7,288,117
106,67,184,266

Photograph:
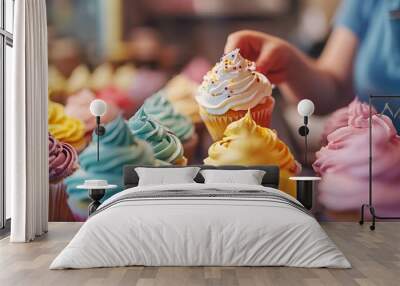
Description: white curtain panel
8,0,48,242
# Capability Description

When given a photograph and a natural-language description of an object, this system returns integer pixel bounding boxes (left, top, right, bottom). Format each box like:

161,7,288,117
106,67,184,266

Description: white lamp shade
90,99,107,117
297,99,315,116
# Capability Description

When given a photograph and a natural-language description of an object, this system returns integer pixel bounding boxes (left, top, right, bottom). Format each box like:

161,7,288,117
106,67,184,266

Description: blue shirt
335,0,400,132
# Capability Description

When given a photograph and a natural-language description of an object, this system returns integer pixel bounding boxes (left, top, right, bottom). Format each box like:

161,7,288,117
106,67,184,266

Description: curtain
8,0,48,242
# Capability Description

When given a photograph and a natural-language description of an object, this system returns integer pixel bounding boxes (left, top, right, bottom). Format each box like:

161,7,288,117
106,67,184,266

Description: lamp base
359,203,400,231
88,189,105,215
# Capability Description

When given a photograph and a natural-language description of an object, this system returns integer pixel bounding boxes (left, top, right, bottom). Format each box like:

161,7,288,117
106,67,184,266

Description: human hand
225,30,297,84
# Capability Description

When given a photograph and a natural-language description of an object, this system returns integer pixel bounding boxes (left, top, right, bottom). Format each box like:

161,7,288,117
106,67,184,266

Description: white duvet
50,183,350,269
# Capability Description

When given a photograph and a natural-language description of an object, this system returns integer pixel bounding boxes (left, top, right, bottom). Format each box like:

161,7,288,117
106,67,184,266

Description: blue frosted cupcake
128,108,187,165
142,91,198,162
65,115,156,221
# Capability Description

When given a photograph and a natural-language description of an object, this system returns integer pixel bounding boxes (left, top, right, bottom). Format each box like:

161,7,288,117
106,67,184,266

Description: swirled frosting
67,65,91,94
142,91,194,142
49,133,78,183
204,111,300,196
205,110,300,172
65,116,157,221
196,49,272,115
65,89,120,134
313,99,400,214
79,115,155,174
162,74,201,123
128,108,184,164
321,99,378,144
48,101,86,149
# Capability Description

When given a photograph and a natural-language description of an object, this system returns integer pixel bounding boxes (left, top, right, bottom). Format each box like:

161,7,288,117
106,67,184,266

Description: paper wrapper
199,96,275,141
49,181,75,222
182,132,199,164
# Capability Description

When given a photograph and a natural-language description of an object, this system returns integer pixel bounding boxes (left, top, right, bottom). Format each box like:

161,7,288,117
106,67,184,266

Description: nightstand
77,180,117,215
289,176,321,210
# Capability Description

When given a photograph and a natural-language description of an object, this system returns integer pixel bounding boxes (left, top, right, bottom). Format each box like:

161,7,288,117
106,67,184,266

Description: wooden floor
0,222,399,286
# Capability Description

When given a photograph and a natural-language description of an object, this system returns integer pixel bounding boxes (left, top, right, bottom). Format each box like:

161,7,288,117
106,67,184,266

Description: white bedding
50,183,350,269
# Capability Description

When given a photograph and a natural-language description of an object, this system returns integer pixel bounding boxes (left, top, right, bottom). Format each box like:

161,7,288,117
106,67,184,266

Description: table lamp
297,99,315,166
89,99,107,161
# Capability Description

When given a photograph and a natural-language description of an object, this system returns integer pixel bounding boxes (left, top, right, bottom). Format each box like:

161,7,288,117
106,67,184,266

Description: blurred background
47,0,340,157
47,0,346,221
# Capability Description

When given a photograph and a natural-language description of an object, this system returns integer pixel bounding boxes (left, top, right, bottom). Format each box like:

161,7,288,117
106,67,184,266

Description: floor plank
0,222,399,286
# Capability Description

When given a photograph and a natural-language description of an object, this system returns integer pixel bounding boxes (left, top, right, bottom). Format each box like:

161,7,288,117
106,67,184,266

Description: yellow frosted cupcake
196,49,274,141
204,110,301,197
113,64,136,92
48,101,87,152
48,66,67,104
66,65,91,95
163,74,201,124
90,63,114,92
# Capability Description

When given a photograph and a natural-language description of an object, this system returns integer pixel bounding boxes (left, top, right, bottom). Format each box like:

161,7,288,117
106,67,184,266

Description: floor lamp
359,95,400,230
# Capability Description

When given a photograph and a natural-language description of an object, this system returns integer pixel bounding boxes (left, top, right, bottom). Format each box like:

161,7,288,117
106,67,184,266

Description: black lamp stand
359,95,400,230
88,188,105,215
298,116,309,165
95,116,105,161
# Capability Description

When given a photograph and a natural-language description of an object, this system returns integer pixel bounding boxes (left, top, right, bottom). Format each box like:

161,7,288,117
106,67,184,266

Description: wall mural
48,48,400,222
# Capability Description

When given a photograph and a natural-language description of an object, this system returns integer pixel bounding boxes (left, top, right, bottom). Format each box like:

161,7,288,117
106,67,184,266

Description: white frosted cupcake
196,49,275,141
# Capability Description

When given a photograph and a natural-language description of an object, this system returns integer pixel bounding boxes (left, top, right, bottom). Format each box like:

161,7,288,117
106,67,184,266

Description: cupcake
204,110,301,197
65,115,156,221
48,101,87,152
128,108,187,165
66,65,91,95
321,101,377,145
48,66,67,104
313,99,400,219
162,74,201,124
90,63,114,92
49,133,78,221
142,91,198,163
113,64,136,92
128,68,167,107
196,49,275,141
182,57,212,84
97,86,136,119
65,89,120,141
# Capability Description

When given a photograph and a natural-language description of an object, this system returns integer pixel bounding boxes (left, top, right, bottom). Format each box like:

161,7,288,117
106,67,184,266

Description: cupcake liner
182,132,199,164
49,181,75,222
173,156,188,166
200,97,275,141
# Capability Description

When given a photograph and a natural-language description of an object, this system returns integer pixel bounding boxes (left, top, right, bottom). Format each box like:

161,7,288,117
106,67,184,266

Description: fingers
224,30,266,61
224,31,247,53
256,44,288,84
224,30,290,84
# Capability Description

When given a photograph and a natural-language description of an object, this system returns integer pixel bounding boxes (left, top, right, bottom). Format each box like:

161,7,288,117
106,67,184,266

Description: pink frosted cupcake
313,99,400,219
128,68,167,107
321,100,377,145
96,86,136,119
182,57,212,84
65,89,120,141
49,133,79,221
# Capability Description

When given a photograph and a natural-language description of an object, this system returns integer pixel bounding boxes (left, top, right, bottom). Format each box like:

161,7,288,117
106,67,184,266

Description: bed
50,165,350,269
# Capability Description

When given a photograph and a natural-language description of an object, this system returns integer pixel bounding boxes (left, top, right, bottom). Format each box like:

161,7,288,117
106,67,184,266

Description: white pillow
200,169,266,185
135,167,200,186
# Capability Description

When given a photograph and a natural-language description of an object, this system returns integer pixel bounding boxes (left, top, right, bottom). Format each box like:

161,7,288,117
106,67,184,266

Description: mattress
50,183,350,269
